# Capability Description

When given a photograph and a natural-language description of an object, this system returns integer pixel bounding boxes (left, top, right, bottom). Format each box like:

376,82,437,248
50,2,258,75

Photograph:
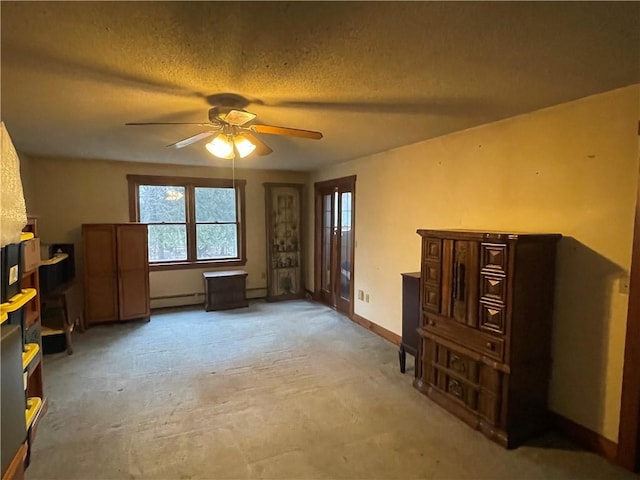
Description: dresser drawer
435,342,479,383
421,239,442,314
423,261,441,284
423,238,442,262
480,274,506,304
427,339,480,412
424,314,505,362
481,243,508,275
440,374,478,410
479,301,506,335
423,335,504,424
422,283,440,313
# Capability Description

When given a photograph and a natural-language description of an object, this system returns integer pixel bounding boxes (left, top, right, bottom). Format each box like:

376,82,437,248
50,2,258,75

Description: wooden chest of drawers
414,230,561,448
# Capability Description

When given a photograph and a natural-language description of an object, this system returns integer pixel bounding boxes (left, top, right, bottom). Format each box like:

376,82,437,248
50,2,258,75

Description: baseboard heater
150,293,205,301
151,288,266,309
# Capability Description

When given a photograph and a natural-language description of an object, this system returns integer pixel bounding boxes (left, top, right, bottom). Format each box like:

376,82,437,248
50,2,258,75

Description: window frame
127,174,247,271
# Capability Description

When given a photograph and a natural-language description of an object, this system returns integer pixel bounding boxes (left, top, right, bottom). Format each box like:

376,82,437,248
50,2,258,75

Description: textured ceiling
1,1,639,171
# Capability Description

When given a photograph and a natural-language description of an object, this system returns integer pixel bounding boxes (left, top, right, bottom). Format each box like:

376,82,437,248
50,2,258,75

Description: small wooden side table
399,272,421,374
203,270,248,311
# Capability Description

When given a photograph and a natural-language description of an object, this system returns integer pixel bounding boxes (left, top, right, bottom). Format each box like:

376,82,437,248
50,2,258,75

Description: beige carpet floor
28,300,633,479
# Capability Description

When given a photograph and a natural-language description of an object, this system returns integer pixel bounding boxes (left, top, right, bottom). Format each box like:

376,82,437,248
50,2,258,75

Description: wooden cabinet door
116,224,150,321
442,239,479,328
83,225,118,324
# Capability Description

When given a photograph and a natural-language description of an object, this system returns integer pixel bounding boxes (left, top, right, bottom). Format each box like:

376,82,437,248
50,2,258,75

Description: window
127,175,246,270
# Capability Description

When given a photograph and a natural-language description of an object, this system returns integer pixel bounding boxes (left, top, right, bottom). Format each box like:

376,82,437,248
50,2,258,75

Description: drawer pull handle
428,319,435,326
486,342,495,350
448,378,463,398
450,355,466,374
452,262,466,302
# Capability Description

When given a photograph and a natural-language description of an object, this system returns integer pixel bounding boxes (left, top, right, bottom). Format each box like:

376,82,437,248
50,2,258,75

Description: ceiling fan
126,102,323,159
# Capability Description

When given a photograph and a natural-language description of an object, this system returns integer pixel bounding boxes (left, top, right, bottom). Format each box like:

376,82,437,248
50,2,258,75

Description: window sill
149,258,247,272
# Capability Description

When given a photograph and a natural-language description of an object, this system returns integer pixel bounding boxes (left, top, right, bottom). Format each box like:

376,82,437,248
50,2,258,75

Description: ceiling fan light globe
206,134,234,159
234,135,257,158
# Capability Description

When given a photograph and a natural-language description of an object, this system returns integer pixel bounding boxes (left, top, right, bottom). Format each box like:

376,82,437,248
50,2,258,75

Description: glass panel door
315,176,355,315
338,191,353,309
322,193,333,294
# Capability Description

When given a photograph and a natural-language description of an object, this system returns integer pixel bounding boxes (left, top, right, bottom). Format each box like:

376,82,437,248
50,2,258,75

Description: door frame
313,175,356,317
617,159,640,470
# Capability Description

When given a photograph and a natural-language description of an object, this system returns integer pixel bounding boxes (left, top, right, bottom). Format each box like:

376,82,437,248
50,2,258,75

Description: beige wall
23,157,306,306
305,85,640,442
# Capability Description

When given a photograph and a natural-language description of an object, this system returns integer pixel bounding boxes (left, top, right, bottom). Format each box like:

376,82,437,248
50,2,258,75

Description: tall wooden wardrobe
82,224,150,325
414,229,561,448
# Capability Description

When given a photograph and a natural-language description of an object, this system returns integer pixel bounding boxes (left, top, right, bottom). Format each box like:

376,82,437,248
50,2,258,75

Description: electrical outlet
358,290,364,300
365,293,370,303
619,274,631,295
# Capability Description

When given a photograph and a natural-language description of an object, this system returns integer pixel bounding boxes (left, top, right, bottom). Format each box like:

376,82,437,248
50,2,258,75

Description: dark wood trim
617,158,640,471
148,258,248,272
3,443,27,480
128,177,138,221
126,174,247,189
186,183,197,262
351,312,401,346
126,174,247,269
263,182,306,188
314,175,357,191
238,182,247,273
349,181,356,318
313,184,323,300
550,411,618,462
313,175,356,311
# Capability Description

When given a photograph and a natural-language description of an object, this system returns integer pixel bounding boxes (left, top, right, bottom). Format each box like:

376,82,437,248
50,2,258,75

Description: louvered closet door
116,224,150,321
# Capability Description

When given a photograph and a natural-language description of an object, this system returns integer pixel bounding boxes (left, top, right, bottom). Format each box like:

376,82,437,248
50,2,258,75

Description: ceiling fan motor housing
208,107,256,126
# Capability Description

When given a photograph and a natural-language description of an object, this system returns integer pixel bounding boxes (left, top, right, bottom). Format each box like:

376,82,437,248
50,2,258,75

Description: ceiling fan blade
250,124,323,140
243,132,273,156
167,131,216,149
126,122,213,126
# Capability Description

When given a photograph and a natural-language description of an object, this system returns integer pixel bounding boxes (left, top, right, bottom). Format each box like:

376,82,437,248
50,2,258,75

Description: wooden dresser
414,229,561,448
